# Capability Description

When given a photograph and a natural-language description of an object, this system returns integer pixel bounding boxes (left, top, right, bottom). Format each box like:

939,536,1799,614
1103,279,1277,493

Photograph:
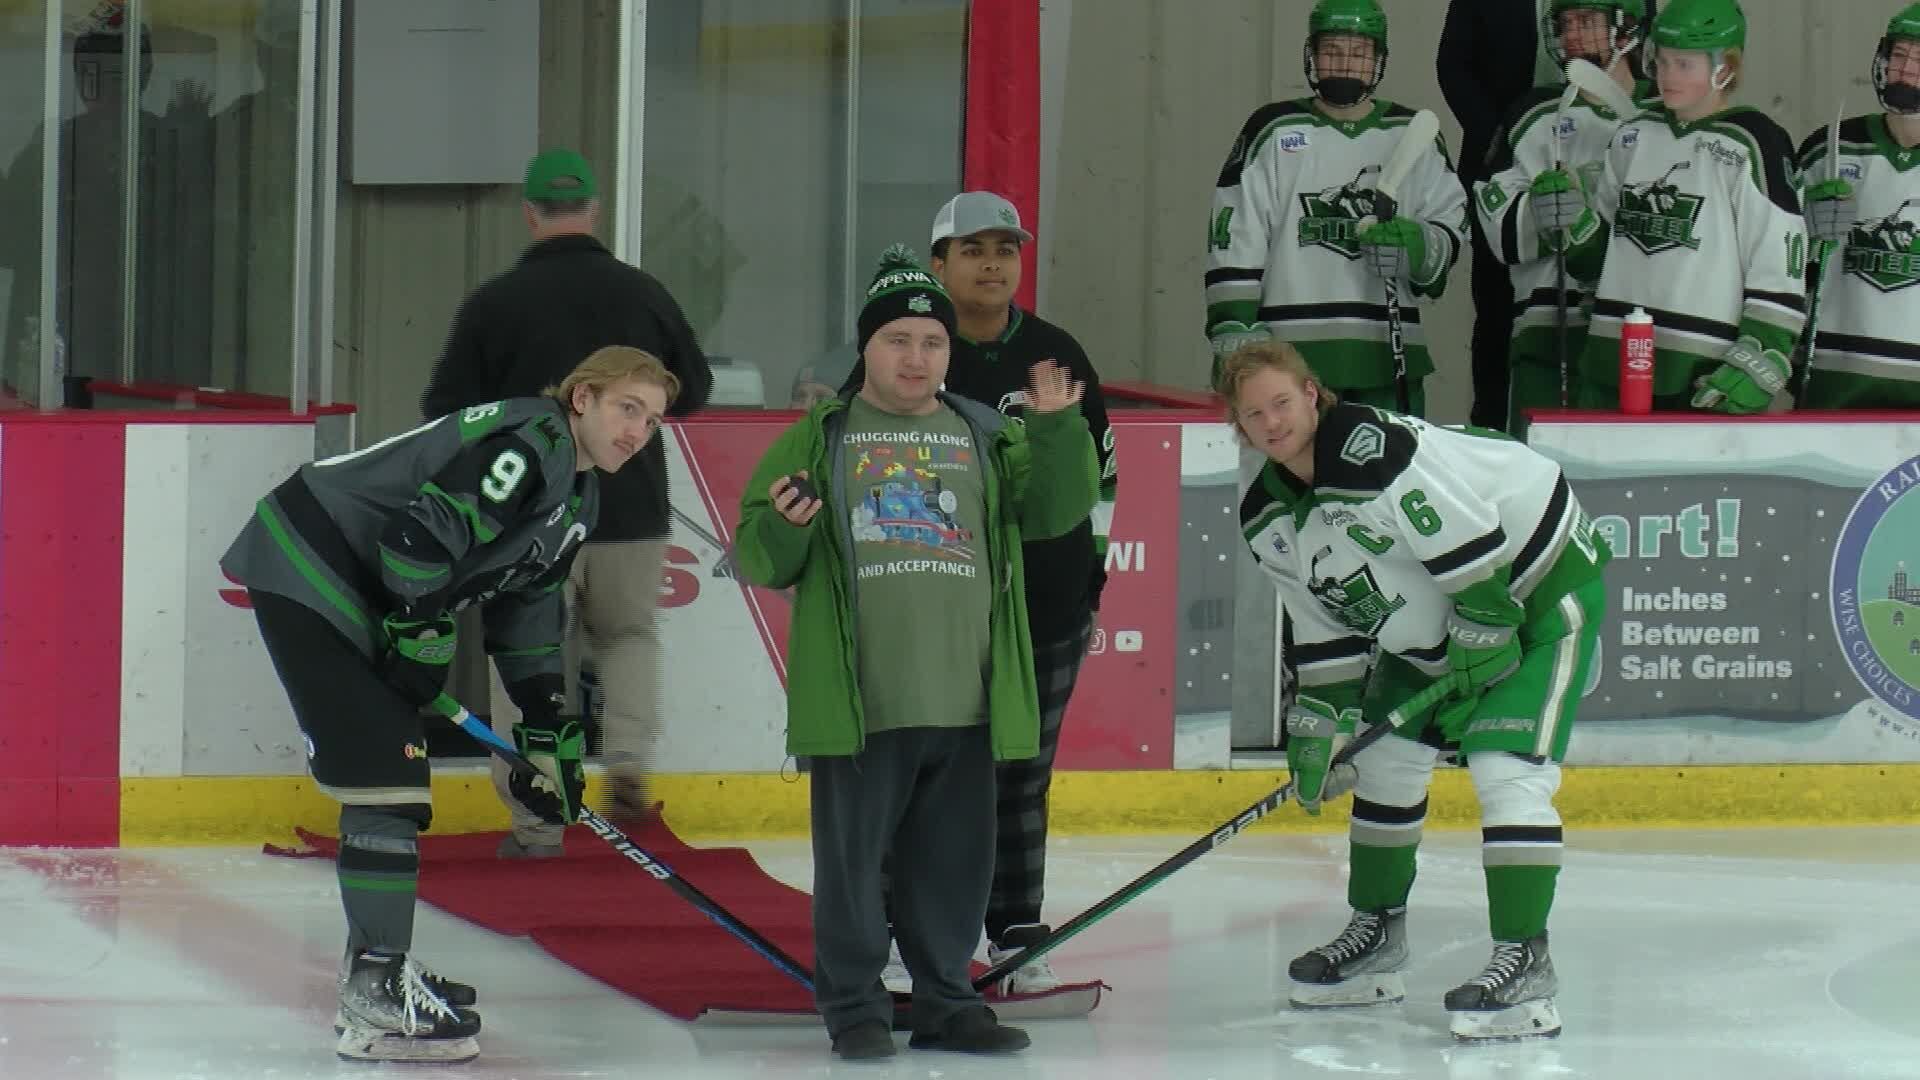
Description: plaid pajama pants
985,616,1094,942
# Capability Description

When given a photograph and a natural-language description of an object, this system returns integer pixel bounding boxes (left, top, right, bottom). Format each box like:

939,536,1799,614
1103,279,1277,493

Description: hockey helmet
1304,0,1388,108
1875,3,1920,115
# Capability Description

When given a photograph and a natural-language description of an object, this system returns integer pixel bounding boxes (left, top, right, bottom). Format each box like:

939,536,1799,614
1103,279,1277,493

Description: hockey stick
431,694,816,990
1370,109,1441,414
670,503,740,579
1549,80,1582,407
1793,102,1848,401
972,672,1467,991
1564,58,1638,123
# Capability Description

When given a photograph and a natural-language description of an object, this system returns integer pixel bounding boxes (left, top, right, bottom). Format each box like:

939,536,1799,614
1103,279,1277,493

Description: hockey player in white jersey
1475,0,1655,436
1222,341,1609,1041
1535,0,1806,413
1205,0,1467,417
1795,4,1920,409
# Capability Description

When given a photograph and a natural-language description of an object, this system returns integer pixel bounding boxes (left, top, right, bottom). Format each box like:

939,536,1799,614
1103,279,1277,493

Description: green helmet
1308,0,1388,48
1305,0,1388,107
1876,3,1920,114
1650,0,1747,52
1888,2,1920,40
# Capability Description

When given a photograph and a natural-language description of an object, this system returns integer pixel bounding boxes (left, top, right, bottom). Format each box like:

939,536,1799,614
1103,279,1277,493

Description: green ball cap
524,148,598,201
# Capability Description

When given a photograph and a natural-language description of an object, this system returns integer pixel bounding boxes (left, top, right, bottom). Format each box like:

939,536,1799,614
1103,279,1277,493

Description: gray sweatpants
810,725,996,1036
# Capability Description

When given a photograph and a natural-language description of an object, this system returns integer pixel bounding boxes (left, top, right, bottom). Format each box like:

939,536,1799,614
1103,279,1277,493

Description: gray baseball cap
930,191,1034,245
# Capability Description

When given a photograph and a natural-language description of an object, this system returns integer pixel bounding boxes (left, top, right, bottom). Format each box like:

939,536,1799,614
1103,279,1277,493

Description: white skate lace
1466,941,1528,990
1319,912,1384,963
396,958,462,1034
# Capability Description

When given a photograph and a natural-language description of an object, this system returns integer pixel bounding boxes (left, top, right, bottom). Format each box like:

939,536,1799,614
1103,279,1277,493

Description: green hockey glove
1286,694,1360,815
379,612,458,708
1691,335,1789,415
510,719,585,827
1528,169,1599,254
1446,608,1522,694
1803,178,1856,248
1357,217,1431,283
1208,319,1270,369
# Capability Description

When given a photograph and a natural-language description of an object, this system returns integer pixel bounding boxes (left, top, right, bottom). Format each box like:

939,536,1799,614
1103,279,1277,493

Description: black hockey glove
380,612,459,709
507,676,584,827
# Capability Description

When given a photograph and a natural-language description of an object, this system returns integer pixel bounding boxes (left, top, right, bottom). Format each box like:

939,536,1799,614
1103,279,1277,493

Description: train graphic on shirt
851,477,975,557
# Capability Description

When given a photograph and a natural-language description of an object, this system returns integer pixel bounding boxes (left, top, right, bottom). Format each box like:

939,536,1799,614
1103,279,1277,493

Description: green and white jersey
1794,115,1920,398
1206,99,1468,392
1476,81,1657,356
222,396,598,682
1579,104,1808,396
1238,405,1607,705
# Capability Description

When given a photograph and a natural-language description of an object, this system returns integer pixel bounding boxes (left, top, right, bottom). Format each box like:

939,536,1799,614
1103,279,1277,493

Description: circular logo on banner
1830,454,1920,728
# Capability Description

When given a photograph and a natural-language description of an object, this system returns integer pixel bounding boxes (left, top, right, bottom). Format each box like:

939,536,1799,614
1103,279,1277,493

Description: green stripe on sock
339,873,419,894
1348,842,1418,913
1486,865,1559,941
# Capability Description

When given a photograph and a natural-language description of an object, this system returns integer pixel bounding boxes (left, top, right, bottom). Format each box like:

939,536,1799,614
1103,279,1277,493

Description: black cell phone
784,475,818,503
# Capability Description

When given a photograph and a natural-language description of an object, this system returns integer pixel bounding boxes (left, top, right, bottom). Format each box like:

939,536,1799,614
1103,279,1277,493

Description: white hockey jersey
1207,100,1468,391
1239,405,1607,702
1794,114,1920,391
1475,81,1656,357
1578,105,1807,396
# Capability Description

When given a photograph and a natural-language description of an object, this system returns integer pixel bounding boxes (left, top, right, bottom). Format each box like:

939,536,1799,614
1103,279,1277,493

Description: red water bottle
1619,307,1655,414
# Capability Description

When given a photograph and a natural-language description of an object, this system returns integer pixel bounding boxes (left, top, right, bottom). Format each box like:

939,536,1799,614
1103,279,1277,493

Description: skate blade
335,1024,480,1063
1288,971,1406,1009
1448,997,1562,1042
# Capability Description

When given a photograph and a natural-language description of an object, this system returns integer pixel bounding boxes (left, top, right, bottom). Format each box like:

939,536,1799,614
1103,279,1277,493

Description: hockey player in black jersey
221,346,680,1062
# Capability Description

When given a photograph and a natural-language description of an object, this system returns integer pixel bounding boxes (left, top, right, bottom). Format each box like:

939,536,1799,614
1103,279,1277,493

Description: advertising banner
1530,419,1920,765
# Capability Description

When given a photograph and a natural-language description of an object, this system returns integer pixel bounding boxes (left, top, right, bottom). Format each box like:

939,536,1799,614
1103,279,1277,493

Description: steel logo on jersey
1307,545,1406,635
1829,453,1920,733
1616,162,1704,255
1296,166,1382,258
1841,200,1920,293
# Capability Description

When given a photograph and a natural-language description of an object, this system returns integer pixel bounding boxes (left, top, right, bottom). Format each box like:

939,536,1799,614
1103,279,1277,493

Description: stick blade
1564,59,1638,120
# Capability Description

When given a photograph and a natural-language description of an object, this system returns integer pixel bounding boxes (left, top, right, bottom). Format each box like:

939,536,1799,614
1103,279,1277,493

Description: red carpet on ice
265,812,1102,1024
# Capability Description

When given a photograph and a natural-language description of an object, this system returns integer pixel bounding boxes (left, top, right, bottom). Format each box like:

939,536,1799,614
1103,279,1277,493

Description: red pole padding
963,0,1041,311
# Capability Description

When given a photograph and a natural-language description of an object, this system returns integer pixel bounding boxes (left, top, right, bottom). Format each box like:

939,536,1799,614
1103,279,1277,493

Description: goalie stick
972,672,1467,992
1369,108,1441,414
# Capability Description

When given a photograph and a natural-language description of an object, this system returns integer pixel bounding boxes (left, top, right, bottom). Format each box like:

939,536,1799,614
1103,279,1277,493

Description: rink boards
1,409,1917,844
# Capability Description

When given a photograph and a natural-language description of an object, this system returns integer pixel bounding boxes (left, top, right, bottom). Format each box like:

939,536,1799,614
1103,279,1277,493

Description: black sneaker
830,1019,897,1059
907,1005,1031,1053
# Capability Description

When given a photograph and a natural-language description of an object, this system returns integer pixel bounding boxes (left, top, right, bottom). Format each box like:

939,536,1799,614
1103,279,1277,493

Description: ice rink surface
2,826,1916,1079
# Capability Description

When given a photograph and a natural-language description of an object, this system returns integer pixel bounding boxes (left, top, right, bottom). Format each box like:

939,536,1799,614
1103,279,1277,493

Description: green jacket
735,390,1100,759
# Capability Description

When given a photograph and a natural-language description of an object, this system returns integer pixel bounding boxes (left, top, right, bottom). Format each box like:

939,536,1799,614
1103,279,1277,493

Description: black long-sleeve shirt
420,233,712,542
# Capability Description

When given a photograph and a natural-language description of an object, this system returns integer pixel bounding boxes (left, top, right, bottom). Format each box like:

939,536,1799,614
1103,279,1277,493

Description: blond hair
1716,47,1743,92
1216,340,1337,440
547,346,680,412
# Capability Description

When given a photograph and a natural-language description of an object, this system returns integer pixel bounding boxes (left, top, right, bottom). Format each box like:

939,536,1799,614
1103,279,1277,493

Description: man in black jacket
420,148,713,857
1438,0,1654,430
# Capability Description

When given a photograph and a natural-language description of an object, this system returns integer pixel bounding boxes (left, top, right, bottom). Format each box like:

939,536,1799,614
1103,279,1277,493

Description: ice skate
1444,934,1562,1041
334,952,477,1034
1287,907,1408,1007
988,924,1064,995
334,952,482,1063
